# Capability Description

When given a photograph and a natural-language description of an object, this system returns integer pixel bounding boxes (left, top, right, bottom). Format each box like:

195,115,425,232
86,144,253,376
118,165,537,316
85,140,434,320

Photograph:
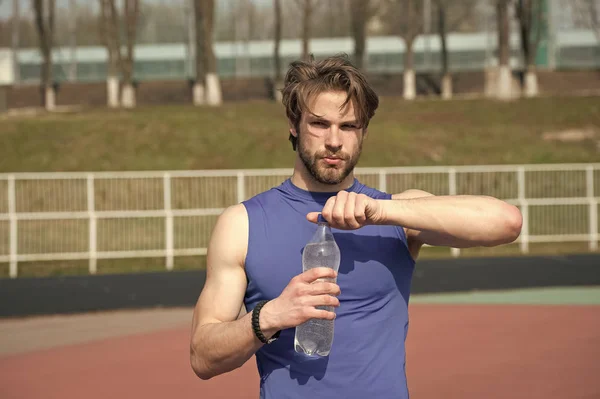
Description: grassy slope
1,95,599,277
1,95,599,173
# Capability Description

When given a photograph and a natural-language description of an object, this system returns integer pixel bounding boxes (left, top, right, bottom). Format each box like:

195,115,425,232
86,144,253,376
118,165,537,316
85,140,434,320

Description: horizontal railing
1,163,598,278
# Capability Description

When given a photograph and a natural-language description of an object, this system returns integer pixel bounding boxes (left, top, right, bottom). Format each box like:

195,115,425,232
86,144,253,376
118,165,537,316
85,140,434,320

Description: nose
324,125,342,152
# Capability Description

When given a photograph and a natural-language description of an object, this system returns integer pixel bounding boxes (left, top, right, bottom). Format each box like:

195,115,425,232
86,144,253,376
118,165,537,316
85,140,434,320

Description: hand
306,191,386,230
260,267,341,334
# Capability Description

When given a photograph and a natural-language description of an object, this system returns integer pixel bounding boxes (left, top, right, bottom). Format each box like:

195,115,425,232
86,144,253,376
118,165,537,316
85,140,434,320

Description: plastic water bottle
294,214,341,357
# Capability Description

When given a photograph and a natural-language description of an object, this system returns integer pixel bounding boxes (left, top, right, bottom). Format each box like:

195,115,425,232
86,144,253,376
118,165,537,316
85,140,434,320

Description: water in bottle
294,214,341,357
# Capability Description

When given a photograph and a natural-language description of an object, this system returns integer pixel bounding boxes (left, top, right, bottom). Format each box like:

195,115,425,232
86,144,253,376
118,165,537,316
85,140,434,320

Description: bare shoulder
207,203,249,271
194,203,250,326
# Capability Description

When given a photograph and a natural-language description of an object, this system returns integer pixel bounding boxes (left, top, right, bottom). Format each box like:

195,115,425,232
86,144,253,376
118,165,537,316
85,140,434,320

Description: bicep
192,204,249,329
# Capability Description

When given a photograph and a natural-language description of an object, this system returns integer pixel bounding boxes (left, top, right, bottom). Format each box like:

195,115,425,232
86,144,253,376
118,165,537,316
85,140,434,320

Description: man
189,55,522,398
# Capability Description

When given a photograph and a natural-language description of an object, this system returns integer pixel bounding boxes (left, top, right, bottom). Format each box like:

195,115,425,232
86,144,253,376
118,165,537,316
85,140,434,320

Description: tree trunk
585,0,600,43
350,0,368,69
203,0,222,106
68,0,77,82
301,0,313,61
518,0,541,97
121,0,138,108
193,0,205,105
403,39,416,100
11,0,20,84
524,66,538,97
273,0,283,102
498,0,510,68
437,1,452,99
496,0,515,100
33,0,56,110
107,72,120,108
100,0,122,108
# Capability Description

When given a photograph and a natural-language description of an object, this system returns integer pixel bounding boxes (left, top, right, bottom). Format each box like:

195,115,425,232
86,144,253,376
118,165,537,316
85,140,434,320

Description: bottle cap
317,214,327,224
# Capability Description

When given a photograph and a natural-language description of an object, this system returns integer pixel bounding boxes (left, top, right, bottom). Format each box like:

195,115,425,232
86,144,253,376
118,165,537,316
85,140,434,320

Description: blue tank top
242,178,415,399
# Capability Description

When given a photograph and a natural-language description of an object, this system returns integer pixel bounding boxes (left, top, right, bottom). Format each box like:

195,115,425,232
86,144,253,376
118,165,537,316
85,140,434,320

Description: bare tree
387,0,423,100
572,0,600,42
120,0,139,108
11,0,20,84
349,0,377,70
435,0,477,99
98,0,139,108
192,0,205,105
67,0,77,82
515,0,544,97
99,0,122,108
294,0,317,61
203,0,222,105
273,0,283,101
587,0,600,42
33,0,56,110
495,0,518,100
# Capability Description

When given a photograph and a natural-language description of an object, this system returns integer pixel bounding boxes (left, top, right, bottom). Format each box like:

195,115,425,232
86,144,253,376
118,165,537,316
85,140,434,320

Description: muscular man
190,55,522,398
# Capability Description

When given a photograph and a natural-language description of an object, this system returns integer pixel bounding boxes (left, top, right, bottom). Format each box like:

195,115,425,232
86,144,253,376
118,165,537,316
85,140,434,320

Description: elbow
501,203,523,244
190,340,215,380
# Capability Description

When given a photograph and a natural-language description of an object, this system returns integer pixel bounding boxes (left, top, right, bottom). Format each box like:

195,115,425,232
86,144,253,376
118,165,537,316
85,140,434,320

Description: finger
331,191,348,226
309,281,341,296
306,212,320,223
305,294,340,308
321,196,336,224
354,194,369,225
299,267,337,283
343,192,362,229
306,307,336,321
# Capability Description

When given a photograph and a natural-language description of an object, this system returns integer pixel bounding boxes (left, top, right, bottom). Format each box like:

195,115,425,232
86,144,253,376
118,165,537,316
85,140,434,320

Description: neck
290,155,355,193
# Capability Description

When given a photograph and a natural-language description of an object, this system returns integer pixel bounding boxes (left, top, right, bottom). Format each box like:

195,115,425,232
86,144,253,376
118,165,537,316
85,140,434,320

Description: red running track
1,304,599,399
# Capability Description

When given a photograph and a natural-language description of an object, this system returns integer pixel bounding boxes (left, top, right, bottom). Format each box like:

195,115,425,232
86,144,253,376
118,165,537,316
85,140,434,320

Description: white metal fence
1,163,599,278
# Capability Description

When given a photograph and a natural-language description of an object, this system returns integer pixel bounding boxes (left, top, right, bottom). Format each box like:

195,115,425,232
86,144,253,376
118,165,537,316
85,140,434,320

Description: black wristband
252,300,280,344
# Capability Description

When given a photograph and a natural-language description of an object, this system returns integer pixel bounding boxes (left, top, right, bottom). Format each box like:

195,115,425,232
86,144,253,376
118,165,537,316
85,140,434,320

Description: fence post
448,168,460,257
587,165,598,251
518,166,529,253
8,175,17,278
87,174,97,274
237,171,245,204
379,169,387,193
164,172,174,271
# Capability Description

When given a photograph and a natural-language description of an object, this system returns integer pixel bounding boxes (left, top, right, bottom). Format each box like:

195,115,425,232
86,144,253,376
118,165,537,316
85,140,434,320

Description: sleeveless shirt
242,178,416,399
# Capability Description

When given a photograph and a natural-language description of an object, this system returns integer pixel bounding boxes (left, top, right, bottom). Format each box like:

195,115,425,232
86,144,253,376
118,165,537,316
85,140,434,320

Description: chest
244,213,414,305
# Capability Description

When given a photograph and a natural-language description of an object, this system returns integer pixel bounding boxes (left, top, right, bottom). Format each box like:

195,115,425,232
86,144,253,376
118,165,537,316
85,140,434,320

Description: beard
298,138,362,186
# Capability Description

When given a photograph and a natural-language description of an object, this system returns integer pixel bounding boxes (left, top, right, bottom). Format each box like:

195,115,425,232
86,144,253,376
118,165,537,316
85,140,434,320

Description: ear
288,120,298,138
363,127,369,139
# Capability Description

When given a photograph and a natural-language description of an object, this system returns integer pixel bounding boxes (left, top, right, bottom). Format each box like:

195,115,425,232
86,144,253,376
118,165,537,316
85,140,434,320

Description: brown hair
280,54,379,150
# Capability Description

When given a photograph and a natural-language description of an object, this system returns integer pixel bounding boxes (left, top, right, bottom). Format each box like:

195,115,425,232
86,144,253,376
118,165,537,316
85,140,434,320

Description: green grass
1,95,599,173
1,95,599,278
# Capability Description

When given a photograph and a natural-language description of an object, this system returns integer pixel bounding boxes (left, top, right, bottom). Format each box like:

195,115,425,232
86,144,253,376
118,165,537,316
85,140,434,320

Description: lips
323,157,343,166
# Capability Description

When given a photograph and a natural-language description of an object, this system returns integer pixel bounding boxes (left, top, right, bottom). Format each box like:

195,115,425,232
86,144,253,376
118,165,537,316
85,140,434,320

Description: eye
342,124,358,130
311,121,327,128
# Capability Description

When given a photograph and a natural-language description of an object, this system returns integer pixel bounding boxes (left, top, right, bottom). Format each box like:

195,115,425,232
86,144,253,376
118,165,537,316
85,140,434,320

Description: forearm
190,311,277,380
382,195,522,246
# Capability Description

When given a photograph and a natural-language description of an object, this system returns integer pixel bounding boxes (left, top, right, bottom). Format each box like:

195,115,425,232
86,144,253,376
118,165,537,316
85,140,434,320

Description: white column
379,169,387,193
448,168,460,257
237,171,246,203
587,166,598,251
518,167,529,253
87,174,97,274
8,175,17,278
164,173,174,271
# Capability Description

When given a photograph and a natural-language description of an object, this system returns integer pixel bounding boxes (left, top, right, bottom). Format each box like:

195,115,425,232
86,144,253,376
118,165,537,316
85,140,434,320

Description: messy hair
280,54,379,151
